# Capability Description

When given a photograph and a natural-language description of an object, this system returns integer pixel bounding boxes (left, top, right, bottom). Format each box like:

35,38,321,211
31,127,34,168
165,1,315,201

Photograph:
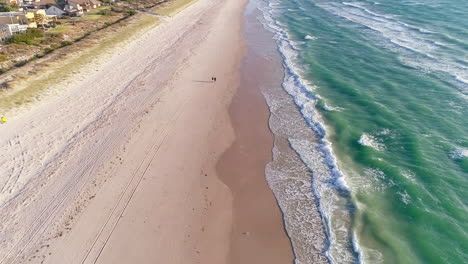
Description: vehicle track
0,1,218,262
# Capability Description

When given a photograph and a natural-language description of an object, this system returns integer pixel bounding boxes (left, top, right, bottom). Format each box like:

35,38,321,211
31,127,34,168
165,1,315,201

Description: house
0,23,27,41
87,0,100,9
32,0,57,9
45,5,64,18
0,12,25,24
64,0,83,16
65,0,100,14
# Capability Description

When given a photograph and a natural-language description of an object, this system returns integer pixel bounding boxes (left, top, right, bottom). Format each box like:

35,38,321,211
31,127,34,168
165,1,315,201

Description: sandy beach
0,0,293,263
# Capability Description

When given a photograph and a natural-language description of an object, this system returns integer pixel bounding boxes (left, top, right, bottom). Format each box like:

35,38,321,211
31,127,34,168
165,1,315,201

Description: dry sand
0,0,293,263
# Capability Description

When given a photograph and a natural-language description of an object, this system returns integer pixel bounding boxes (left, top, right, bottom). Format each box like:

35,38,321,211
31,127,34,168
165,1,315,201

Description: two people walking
211,77,217,82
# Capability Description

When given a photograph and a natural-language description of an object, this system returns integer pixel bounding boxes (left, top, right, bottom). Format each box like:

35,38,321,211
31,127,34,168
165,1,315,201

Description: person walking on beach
1,116,6,124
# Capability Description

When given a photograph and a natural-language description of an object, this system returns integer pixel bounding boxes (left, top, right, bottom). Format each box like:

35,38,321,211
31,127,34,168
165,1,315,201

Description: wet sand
216,22,294,264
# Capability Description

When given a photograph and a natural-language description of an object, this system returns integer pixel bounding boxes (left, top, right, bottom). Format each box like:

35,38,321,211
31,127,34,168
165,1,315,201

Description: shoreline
245,1,330,263
215,1,295,262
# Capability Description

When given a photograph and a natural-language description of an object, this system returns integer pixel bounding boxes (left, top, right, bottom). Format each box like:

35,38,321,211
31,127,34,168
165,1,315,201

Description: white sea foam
449,148,468,160
358,133,386,151
323,103,342,111
376,129,391,136
398,190,412,204
363,168,394,192
259,0,361,263
317,2,437,54
305,34,316,40
401,169,417,183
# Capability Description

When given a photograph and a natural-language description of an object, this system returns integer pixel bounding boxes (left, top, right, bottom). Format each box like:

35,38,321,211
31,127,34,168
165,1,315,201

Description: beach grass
0,14,159,114
0,0,201,115
87,6,111,15
156,0,198,16
48,25,72,34
81,15,102,20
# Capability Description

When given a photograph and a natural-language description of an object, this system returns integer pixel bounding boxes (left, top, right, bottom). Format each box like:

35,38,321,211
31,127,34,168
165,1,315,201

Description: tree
34,12,49,30
0,3,12,12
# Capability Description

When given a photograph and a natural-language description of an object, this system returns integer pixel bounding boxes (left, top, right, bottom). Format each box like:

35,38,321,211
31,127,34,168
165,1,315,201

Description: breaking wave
258,0,361,263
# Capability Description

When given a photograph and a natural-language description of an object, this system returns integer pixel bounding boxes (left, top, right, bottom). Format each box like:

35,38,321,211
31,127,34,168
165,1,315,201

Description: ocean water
254,0,468,263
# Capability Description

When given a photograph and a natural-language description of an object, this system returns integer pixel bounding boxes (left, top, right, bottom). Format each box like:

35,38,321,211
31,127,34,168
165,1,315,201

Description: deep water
259,0,468,263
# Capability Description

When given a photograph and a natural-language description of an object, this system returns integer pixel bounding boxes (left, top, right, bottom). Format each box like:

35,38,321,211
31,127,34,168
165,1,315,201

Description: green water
263,0,468,263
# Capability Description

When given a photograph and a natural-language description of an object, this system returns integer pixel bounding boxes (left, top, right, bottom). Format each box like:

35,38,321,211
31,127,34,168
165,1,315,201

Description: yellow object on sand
1,117,6,123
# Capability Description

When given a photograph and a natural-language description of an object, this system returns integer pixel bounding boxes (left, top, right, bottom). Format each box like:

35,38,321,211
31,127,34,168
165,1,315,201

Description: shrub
26,28,43,38
48,32,64,40
0,54,7,62
110,7,123,13
0,5,11,12
98,9,110,15
60,40,73,47
14,60,28,67
127,10,136,16
44,47,54,54
7,29,44,45
0,67,8,74
74,32,90,42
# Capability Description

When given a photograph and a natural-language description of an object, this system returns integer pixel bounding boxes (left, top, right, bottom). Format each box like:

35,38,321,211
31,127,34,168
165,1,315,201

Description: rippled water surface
257,0,468,263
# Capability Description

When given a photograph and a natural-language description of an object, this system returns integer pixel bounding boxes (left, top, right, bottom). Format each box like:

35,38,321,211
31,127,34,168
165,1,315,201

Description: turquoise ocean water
257,0,468,263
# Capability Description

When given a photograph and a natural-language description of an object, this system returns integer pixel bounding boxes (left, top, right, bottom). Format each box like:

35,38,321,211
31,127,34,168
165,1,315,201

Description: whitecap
449,148,468,160
376,128,391,136
397,190,412,204
305,34,317,40
323,103,343,111
401,169,417,183
358,133,386,151
362,168,394,192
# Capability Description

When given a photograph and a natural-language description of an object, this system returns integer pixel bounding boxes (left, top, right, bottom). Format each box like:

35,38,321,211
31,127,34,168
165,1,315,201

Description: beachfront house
31,0,57,9
64,0,83,16
87,0,100,9
0,11,37,28
65,0,100,15
45,5,65,18
0,23,27,41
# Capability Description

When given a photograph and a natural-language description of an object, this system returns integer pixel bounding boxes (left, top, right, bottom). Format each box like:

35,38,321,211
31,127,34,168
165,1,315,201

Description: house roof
32,0,56,6
88,0,100,5
68,0,101,6
68,0,89,5
0,12,24,17
46,5,65,12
